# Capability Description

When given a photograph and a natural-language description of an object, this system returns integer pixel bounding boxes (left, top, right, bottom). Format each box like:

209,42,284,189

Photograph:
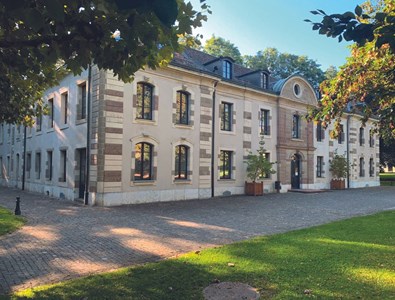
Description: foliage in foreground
11,210,395,299
0,206,25,236
0,0,209,125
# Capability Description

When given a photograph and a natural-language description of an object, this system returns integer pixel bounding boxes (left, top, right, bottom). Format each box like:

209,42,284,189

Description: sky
190,0,365,70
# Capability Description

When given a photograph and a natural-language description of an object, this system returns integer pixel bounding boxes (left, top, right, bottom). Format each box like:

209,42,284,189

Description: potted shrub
245,135,276,196
329,153,349,189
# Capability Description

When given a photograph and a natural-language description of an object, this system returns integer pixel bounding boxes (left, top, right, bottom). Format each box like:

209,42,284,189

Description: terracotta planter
245,181,264,196
330,179,345,190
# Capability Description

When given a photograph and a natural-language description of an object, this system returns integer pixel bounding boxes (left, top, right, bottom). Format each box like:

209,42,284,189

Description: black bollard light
15,196,21,215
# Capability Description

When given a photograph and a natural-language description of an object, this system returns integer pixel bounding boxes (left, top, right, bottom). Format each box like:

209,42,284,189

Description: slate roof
170,48,280,94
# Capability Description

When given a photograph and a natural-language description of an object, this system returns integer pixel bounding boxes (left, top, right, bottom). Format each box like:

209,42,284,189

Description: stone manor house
0,48,380,206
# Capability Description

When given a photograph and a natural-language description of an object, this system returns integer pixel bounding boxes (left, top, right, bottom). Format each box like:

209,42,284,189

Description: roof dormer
204,56,235,79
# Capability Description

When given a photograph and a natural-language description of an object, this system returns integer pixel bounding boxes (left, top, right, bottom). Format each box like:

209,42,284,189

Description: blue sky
190,0,365,70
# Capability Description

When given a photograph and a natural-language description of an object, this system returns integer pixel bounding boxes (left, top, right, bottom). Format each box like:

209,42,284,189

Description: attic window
261,72,268,89
222,60,232,79
294,83,301,97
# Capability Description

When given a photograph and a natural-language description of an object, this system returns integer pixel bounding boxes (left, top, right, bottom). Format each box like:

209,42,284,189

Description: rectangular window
0,156,2,177
26,153,31,179
0,124,3,143
61,92,68,125
46,151,53,180
369,130,374,147
59,150,67,182
136,83,153,120
338,124,345,144
369,158,374,177
175,145,189,180
317,156,324,178
220,150,232,179
359,157,365,177
221,102,232,131
359,127,365,146
79,82,87,120
222,60,232,79
134,142,153,180
292,114,300,138
259,109,270,135
48,98,54,128
176,91,189,125
36,114,42,132
316,121,325,142
261,153,271,179
35,152,41,179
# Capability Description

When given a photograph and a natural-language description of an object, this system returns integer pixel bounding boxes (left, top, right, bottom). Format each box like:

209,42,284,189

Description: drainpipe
84,65,92,205
21,125,27,190
275,96,281,192
346,114,351,189
211,80,219,198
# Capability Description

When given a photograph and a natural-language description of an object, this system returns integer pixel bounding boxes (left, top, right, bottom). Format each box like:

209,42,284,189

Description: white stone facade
0,49,380,206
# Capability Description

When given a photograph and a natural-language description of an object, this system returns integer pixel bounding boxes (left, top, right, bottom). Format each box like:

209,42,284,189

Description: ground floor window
316,156,324,178
220,150,232,179
134,142,153,180
175,145,189,180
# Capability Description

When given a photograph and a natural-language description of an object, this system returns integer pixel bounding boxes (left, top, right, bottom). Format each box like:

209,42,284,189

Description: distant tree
243,47,325,88
0,0,209,125
324,66,338,81
380,137,395,170
306,0,395,53
307,1,395,140
203,35,243,63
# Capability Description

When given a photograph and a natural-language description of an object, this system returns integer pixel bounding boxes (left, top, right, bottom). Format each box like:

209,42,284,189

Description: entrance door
291,154,301,189
78,148,86,199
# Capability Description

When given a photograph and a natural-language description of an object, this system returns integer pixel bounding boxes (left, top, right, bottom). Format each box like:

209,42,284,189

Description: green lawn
0,206,25,236
380,173,395,186
8,211,395,300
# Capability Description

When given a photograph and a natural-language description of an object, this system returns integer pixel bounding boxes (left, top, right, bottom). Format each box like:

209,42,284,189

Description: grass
7,211,395,300
0,206,25,236
380,173,395,186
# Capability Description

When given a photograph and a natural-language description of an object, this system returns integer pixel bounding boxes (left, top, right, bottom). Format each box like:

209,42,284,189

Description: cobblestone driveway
0,186,394,294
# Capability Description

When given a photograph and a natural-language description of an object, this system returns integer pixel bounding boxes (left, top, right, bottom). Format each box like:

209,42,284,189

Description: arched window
175,145,189,180
176,91,190,125
136,83,153,120
134,142,153,180
222,60,232,79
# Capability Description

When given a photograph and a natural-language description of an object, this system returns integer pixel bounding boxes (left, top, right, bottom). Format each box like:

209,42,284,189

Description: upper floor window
61,92,68,125
136,83,153,120
359,127,365,146
48,98,54,128
261,72,268,89
78,82,87,120
292,114,301,138
175,145,189,180
219,150,232,179
134,142,153,180
359,157,365,177
338,124,345,144
259,109,270,135
316,121,325,142
176,91,189,125
369,129,375,147
222,60,232,79
221,102,233,131
0,124,3,143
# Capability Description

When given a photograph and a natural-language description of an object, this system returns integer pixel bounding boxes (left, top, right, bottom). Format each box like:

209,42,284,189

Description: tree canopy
203,35,243,63
0,0,209,124
307,0,395,140
306,0,395,53
243,47,326,88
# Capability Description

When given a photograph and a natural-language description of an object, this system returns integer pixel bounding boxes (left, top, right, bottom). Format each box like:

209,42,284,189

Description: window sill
218,178,236,182
76,119,87,125
47,128,55,133
174,124,193,130
173,179,192,185
132,180,156,186
60,125,69,131
291,138,303,141
220,130,236,136
134,119,156,126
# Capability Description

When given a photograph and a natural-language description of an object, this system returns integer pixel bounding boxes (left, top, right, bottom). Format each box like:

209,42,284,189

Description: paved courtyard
0,186,394,294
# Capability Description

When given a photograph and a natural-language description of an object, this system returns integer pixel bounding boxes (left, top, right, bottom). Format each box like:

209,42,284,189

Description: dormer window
260,72,268,89
222,60,232,79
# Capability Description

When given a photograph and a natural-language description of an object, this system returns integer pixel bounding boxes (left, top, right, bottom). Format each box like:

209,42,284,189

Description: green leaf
355,5,362,17
43,0,64,22
24,8,45,31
